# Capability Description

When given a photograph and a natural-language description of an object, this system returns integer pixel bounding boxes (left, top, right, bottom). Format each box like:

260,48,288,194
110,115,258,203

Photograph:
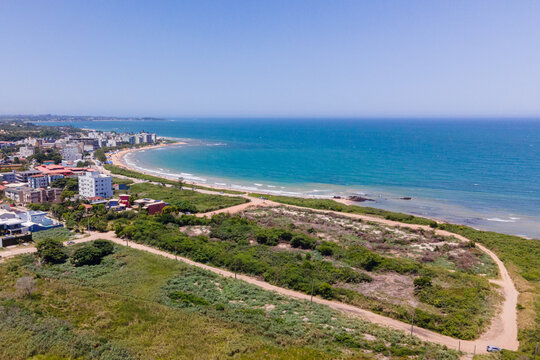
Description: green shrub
169,291,209,306
71,246,103,266
290,234,317,249
93,239,114,256
414,276,432,289
36,238,68,264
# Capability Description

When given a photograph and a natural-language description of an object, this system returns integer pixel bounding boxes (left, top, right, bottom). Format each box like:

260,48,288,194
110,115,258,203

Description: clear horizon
1,1,540,118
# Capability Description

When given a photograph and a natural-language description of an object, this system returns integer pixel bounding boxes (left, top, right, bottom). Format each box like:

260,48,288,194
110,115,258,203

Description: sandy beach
108,141,248,193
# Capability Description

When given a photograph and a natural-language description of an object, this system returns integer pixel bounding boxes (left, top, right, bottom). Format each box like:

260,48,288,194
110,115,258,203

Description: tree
36,238,68,264
71,245,103,266
93,239,114,256
15,276,36,298
51,177,79,192
60,190,75,201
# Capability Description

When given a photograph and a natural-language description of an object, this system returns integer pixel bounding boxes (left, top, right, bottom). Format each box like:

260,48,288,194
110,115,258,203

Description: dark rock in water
333,196,342,199
400,197,412,200
348,195,374,202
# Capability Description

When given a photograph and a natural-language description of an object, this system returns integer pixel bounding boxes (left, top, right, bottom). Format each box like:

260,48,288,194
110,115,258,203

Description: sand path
9,147,517,353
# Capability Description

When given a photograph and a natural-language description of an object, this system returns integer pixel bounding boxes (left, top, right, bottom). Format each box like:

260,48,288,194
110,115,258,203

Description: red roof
88,196,105,201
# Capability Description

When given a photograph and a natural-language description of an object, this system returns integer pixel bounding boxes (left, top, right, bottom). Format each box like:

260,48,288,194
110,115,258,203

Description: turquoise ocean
43,119,540,238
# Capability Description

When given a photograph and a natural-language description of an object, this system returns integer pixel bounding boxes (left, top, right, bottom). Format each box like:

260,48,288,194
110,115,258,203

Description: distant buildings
4,186,62,205
28,174,49,189
15,170,41,183
61,143,82,161
79,171,113,199
18,145,34,158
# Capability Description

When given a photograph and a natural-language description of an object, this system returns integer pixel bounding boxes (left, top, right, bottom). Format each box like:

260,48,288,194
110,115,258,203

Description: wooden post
533,343,538,360
310,278,314,303
473,345,476,356
458,341,461,352
234,259,237,279
410,310,415,336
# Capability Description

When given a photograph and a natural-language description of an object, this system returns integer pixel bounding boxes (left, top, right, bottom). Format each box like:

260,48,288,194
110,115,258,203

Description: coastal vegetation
128,182,248,213
113,209,498,340
249,195,540,357
0,243,459,359
249,193,438,226
104,164,245,194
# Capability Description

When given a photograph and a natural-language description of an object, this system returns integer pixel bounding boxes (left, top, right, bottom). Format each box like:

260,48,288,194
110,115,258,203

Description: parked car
487,346,502,352
66,241,75,245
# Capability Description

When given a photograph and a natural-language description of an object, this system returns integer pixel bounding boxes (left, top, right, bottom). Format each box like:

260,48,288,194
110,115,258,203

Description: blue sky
1,1,539,117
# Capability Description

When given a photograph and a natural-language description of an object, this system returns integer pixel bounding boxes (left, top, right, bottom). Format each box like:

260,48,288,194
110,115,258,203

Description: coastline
110,144,540,239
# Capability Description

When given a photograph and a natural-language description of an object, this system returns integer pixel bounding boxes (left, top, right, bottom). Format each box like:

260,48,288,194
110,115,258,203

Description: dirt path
0,227,514,354
203,198,519,352
12,164,517,352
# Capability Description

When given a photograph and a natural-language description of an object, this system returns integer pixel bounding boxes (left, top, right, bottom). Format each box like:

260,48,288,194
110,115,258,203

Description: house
87,196,108,205
119,194,130,207
113,183,130,191
145,201,168,215
18,210,62,232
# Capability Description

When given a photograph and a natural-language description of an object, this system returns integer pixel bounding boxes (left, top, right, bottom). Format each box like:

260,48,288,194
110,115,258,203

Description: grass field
0,243,459,360
129,182,248,213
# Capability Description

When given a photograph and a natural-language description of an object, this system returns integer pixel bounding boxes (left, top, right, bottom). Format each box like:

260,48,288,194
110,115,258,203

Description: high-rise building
78,171,113,199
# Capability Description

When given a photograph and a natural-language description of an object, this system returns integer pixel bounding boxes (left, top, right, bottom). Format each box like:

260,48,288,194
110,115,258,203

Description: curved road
0,181,518,353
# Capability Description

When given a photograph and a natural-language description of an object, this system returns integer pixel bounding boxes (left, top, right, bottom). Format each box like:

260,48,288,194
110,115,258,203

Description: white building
61,144,82,161
78,171,113,199
18,146,34,158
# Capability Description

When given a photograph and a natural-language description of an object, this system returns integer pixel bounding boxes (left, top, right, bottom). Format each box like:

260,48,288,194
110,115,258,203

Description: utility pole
310,278,314,303
458,341,461,352
410,310,415,336
234,259,237,279
473,345,476,356
533,343,538,360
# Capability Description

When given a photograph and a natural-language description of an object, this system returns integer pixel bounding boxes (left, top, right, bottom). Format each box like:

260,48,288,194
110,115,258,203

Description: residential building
61,144,82,161
18,146,34,158
4,186,62,205
145,201,167,215
15,170,41,183
78,171,113,199
28,174,49,189
1,171,16,183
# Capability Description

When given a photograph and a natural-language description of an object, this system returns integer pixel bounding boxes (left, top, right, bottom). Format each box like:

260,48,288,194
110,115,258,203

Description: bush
316,241,335,256
290,234,317,249
36,238,68,264
71,245,104,266
414,276,432,289
93,239,114,256
318,282,333,299
169,291,209,306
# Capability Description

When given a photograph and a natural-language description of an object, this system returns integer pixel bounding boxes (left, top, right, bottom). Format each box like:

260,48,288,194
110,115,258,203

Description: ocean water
42,118,540,238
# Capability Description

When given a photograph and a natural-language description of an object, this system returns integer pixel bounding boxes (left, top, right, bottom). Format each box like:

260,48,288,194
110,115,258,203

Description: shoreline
109,144,539,239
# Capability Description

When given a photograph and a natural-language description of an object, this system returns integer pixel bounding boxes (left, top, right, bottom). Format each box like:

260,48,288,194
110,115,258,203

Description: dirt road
1,227,516,354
